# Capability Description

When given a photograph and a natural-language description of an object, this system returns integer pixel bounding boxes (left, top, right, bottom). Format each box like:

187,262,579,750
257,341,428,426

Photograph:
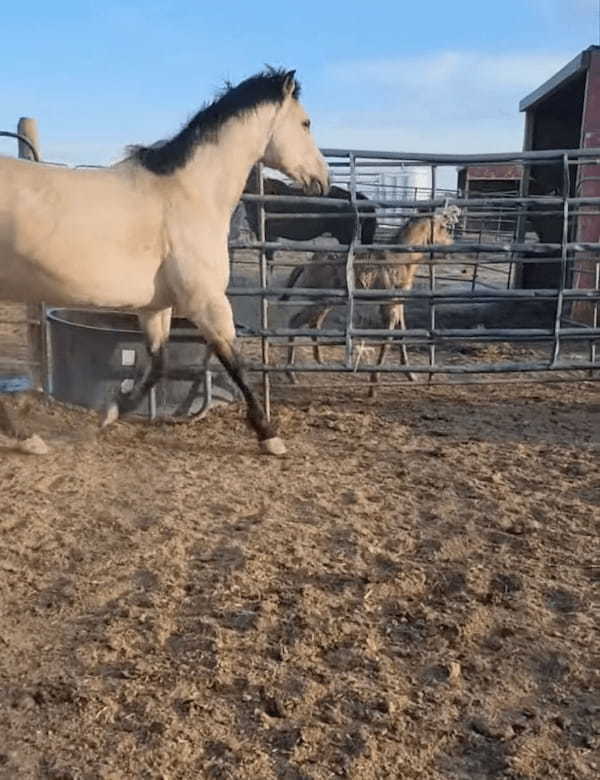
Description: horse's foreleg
190,297,285,456
101,309,171,427
213,339,284,455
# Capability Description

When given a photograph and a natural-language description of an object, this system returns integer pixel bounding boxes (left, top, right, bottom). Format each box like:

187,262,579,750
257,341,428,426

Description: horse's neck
179,104,278,215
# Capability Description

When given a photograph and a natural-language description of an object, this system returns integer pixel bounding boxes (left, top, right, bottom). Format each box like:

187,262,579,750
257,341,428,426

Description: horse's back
0,157,167,308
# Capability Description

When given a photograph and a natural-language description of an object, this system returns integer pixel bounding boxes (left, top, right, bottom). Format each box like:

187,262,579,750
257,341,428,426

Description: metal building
518,45,600,319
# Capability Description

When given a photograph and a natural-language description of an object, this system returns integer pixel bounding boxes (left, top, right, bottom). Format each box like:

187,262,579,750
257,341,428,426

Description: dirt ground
0,380,599,780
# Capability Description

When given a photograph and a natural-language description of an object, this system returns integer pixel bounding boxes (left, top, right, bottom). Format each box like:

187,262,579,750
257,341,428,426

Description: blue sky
0,0,597,165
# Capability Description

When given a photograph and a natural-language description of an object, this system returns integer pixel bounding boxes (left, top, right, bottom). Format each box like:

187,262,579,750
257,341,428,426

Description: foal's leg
368,302,417,397
286,304,331,384
101,308,171,426
311,308,331,365
189,296,285,456
397,304,417,382
286,335,298,385
368,304,399,399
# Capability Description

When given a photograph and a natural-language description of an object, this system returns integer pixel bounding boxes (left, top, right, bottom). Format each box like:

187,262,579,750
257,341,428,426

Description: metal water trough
46,309,239,418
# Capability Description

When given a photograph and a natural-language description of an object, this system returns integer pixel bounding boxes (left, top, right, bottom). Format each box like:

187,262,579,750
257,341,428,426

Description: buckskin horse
0,68,330,455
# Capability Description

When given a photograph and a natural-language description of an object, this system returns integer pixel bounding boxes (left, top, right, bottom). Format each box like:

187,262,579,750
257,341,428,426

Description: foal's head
432,205,461,245
403,205,460,247
262,70,330,197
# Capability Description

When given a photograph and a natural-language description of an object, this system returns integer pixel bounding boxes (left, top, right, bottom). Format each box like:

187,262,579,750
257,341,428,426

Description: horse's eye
303,119,311,130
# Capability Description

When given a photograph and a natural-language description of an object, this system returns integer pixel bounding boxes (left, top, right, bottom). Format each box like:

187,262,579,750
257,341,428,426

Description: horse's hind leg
0,397,48,454
0,399,24,439
190,296,285,455
101,308,171,427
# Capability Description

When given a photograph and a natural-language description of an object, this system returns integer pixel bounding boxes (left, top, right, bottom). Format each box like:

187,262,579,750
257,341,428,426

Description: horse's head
262,70,330,197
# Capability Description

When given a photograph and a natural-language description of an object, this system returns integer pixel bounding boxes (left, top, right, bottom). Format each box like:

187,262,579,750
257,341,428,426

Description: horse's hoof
100,402,120,428
260,436,287,456
17,434,49,455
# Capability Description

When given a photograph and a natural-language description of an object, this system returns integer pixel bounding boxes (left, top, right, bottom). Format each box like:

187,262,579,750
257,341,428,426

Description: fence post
17,117,47,392
17,117,39,161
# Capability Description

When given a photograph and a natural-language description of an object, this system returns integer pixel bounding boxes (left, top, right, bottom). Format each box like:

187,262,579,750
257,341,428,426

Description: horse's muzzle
305,176,330,197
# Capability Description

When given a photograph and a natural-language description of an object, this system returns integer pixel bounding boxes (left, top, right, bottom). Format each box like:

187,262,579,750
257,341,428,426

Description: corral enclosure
2,123,600,406
227,148,600,417
1,127,600,777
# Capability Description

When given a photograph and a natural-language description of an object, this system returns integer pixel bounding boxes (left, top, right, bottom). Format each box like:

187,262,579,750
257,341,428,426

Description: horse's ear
282,70,297,97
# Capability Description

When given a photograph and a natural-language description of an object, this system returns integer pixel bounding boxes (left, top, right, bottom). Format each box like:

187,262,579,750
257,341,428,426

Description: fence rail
231,146,600,409
2,133,600,415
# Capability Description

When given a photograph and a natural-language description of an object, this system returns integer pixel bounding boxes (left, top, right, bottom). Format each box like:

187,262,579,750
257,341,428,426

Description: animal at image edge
0,68,330,455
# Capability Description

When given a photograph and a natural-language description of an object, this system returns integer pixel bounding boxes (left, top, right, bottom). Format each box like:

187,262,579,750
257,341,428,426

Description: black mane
128,67,300,176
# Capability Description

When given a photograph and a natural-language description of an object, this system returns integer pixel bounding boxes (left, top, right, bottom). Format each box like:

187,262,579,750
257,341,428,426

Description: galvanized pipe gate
2,132,600,418
231,147,600,413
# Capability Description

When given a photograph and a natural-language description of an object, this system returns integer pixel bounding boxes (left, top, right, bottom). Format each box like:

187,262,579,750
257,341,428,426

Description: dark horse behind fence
242,166,377,259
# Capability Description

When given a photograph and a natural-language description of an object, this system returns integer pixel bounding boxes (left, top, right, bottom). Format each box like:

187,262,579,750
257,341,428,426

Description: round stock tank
46,309,239,418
